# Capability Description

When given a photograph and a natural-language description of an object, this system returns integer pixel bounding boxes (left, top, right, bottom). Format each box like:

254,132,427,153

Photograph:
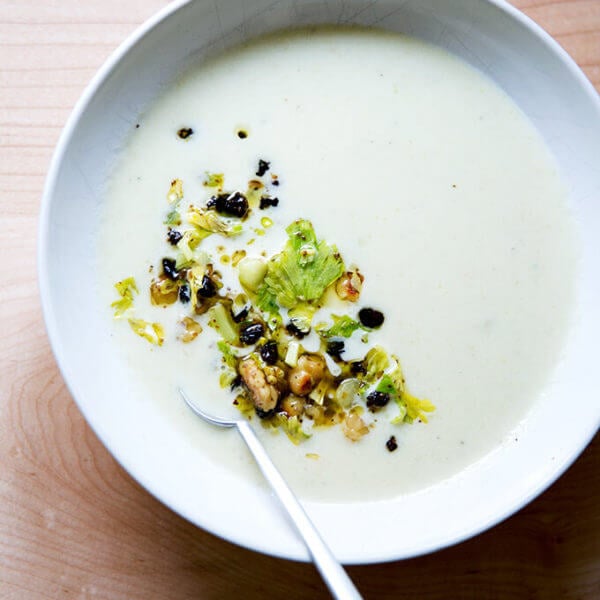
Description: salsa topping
111,159,434,447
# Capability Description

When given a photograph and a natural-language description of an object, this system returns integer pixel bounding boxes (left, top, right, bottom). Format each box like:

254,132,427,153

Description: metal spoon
179,388,363,600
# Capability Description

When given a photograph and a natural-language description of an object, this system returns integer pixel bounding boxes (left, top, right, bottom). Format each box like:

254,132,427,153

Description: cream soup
98,28,577,502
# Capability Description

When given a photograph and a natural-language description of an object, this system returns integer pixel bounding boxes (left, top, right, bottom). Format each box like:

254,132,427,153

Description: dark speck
326,340,345,360
230,375,242,390
237,129,248,139
259,196,279,210
386,436,398,452
197,275,217,298
260,341,278,365
255,406,275,419
240,322,265,345
350,361,366,375
178,283,191,304
209,191,248,219
135,123,140,129
162,258,178,281
256,159,270,177
177,127,193,139
285,321,308,339
366,391,390,410
231,305,249,323
358,308,385,329
167,229,182,246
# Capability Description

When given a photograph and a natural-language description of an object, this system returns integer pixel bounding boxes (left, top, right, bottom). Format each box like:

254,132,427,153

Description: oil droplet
232,249,246,267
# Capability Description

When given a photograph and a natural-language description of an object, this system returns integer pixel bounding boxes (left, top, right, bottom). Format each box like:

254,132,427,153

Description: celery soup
98,28,577,501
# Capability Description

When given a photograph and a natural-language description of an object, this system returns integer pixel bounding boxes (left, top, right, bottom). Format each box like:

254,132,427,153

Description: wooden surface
1,1,599,598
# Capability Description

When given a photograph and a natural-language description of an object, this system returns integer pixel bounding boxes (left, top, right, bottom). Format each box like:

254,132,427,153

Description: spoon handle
236,420,363,600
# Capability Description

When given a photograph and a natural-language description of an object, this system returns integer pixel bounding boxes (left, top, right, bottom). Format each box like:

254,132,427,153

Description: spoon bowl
178,388,363,600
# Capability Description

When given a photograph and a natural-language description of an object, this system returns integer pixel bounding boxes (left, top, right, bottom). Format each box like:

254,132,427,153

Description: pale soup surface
98,29,577,501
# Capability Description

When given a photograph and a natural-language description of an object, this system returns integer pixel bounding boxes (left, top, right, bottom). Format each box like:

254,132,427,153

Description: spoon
179,388,363,600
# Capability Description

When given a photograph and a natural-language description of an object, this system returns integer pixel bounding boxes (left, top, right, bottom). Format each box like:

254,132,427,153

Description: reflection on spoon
179,388,363,600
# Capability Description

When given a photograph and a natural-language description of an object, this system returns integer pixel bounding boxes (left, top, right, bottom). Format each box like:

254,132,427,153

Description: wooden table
1,1,598,598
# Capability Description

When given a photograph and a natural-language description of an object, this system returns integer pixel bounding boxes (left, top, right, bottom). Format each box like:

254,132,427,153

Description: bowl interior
40,0,600,563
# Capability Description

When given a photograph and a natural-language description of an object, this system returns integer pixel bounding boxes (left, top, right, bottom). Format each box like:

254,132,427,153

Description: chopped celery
217,340,238,370
188,206,242,237
323,352,342,377
364,345,390,382
256,219,344,311
318,314,362,338
256,285,280,315
284,340,300,367
113,160,436,447
335,378,361,408
309,379,329,405
401,392,436,424
288,303,316,333
128,318,164,346
275,414,311,445
387,357,406,395
164,209,181,226
238,257,267,292
391,403,407,425
167,178,184,203
111,277,138,317
203,172,224,189
375,374,398,397
208,303,238,344
233,393,255,418
177,229,211,263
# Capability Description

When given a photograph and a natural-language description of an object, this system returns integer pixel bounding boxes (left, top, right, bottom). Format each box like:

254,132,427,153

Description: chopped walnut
335,269,364,302
239,357,282,413
342,411,369,441
288,354,326,396
178,316,202,343
280,394,305,417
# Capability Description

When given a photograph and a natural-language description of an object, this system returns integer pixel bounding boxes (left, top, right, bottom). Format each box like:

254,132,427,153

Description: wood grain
1,1,598,598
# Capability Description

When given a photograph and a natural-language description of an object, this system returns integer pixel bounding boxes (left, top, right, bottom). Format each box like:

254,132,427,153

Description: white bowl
39,0,600,564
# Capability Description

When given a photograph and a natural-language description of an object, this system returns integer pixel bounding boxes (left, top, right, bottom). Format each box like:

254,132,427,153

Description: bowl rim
38,0,600,564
